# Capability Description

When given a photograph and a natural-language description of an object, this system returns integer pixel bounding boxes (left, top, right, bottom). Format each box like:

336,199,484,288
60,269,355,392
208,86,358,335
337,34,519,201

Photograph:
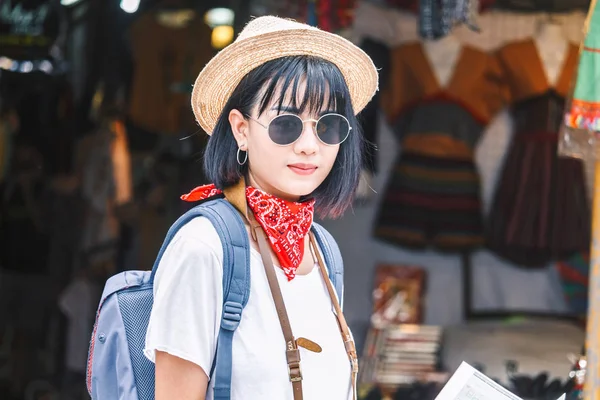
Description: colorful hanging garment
565,4,600,131
418,0,482,39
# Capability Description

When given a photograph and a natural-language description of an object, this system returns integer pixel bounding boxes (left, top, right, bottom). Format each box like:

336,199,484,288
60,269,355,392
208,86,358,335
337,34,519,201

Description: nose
293,120,319,155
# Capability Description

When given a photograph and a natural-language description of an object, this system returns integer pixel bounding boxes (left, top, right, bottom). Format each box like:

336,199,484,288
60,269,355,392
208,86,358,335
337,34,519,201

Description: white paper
435,362,565,400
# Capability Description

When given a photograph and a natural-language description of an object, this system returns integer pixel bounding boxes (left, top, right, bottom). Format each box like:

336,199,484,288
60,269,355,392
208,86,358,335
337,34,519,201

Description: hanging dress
486,39,590,267
374,42,506,252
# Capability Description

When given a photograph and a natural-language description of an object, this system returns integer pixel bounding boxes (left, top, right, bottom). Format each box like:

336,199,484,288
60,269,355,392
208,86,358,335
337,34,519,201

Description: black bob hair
202,55,365,219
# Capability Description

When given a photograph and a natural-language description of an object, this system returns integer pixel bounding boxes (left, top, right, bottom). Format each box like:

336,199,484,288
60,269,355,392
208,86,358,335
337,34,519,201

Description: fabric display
486,39,590,267
556,252,590,318
0,0,65,63
75,119,132,266
418,0,483,39
385,0,496,13
127,11,214,136
269,0,357,32
311,0,357,32
58,277,101,375
374,42,505,252
493,0,590,12
565,2,600,131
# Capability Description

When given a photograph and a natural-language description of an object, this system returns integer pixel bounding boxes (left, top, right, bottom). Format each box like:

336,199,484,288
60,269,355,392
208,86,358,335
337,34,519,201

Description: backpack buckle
288,361,303,382
221,301,243,331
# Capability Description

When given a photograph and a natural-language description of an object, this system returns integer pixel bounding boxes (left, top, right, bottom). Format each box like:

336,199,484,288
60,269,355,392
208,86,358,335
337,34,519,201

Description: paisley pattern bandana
181,184,315,280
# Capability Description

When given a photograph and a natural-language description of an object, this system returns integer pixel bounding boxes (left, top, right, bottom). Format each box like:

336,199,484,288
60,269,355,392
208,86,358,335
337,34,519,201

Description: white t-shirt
143,217,352,400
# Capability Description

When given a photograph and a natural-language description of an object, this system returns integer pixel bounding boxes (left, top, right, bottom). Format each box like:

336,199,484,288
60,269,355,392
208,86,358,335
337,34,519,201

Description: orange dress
375,43,506,252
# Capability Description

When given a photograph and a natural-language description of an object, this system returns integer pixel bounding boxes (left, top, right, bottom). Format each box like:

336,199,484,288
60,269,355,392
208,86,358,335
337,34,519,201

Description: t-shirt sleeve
143,219,223,378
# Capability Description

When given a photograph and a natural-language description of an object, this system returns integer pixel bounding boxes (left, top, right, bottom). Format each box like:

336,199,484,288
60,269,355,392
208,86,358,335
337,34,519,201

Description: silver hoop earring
236,148,248,165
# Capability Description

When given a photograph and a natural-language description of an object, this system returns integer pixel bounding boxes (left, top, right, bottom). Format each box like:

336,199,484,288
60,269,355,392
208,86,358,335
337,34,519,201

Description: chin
278,180,320,199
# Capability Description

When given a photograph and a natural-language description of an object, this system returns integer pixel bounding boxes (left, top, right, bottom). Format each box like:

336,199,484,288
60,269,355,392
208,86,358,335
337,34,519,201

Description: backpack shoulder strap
149,197,250,400
311,222,344,308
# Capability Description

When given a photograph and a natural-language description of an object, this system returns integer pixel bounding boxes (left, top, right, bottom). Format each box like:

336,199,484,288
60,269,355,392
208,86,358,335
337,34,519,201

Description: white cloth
59,278,99,373
144,217,352,400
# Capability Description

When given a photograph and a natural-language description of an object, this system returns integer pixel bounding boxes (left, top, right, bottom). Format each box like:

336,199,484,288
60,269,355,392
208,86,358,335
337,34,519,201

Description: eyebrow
270,106,336,117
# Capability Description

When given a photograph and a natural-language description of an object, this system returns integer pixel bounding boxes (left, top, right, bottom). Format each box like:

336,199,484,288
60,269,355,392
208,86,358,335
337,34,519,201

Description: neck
246,172,301,203
536,21,564,43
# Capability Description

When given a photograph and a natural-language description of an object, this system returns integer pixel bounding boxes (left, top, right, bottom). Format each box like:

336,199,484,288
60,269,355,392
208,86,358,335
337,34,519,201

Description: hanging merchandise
290,0,357,32
486,39,590,267
0,0,67,74
569,350,587,400
0,1,72,177
374,37,506,252
556,252,589,319
418,0,482,39
559,1,600,398
562,1,600,160
385,0,496,14
75,118,132,267
127,8,214,136
494,0,590,12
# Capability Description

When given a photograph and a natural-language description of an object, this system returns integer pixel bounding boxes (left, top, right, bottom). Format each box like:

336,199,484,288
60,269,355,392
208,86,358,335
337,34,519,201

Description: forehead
257,73,337,116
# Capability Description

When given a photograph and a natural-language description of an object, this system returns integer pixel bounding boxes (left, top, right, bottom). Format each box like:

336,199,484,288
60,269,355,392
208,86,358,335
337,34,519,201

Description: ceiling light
204,7,234,28
120,0,140,13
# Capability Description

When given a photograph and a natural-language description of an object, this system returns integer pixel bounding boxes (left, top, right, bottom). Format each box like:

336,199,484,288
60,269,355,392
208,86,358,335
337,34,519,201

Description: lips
288,163,317,175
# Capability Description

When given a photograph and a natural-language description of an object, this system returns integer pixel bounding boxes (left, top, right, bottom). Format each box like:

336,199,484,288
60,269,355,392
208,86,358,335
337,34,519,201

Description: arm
144,218,224,400
155,351,208,400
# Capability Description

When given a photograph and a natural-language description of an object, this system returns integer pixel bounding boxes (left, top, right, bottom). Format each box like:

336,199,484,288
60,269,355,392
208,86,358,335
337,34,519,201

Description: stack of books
360,324,445,388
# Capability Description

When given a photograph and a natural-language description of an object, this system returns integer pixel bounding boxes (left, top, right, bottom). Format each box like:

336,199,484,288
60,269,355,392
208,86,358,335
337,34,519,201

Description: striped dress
375,43,506,252
486,39,590,267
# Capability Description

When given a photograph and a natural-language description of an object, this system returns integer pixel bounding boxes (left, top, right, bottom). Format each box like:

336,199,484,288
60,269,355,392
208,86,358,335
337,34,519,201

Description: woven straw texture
191,16,379,134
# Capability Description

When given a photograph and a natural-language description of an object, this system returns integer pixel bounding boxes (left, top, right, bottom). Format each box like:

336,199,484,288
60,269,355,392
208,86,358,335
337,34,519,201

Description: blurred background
0,0,596,399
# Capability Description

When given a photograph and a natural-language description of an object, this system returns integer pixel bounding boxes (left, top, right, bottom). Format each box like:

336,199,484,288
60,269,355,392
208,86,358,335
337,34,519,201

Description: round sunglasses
245,113,352,146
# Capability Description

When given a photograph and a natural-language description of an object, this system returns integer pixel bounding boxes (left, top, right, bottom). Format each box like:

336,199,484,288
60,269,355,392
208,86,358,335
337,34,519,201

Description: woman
143,15,378,400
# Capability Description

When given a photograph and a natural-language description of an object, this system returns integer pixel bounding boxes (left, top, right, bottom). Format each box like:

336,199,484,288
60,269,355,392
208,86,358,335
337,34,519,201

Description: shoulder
153,216,225,290
173,215,224,250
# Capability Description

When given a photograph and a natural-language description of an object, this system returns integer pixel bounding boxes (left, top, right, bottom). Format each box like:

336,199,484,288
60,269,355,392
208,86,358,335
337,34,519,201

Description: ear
229,109,249,150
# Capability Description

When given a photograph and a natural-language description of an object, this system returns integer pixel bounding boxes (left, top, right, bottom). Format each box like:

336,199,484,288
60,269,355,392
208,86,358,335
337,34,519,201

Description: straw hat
191,15,379,135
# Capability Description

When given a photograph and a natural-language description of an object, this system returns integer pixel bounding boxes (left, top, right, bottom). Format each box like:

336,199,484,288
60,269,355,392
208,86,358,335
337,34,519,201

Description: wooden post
586,160,600,399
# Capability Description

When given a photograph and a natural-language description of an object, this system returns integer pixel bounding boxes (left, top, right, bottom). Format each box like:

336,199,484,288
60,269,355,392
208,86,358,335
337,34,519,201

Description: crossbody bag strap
251,217,304,400
309,233,359,400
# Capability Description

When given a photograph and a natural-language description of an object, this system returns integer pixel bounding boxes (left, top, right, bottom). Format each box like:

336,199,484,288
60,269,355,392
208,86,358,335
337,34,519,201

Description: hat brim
191,28,379,135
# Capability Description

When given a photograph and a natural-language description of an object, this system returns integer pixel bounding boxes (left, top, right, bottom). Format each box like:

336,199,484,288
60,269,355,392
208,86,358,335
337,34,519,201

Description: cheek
321,146,340,172
248,137,288,168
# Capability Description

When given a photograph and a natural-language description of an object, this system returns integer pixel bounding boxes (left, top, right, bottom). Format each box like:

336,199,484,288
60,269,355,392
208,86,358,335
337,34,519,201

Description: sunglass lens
268,115,303,145
317,114,350,145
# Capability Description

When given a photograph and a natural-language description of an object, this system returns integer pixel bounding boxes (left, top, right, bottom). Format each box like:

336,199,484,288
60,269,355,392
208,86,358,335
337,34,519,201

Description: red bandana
181,184,315,281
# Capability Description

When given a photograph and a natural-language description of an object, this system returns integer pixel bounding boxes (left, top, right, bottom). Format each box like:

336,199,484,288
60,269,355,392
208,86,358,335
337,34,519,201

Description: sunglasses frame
245,112,352,146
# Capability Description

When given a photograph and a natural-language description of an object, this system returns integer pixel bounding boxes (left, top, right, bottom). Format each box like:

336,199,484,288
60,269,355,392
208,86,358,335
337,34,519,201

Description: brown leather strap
223,179,353,399
310,233,359,400
222,178,248,217
251,217,304,400
223,179,302,397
